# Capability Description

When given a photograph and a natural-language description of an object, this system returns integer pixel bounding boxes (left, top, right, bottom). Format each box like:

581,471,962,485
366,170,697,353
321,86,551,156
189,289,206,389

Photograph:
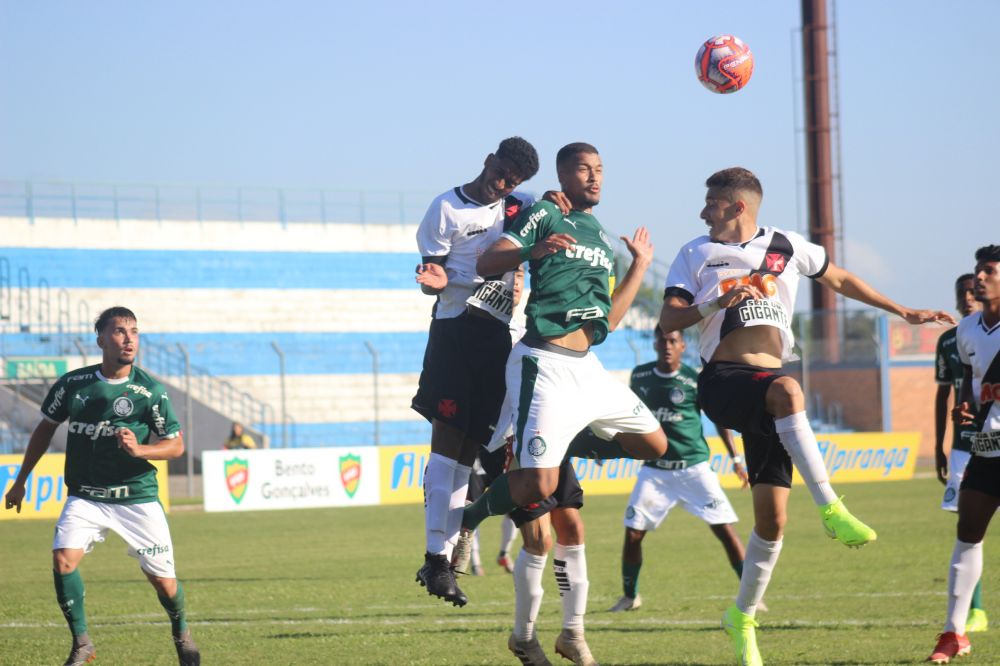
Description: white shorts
53,496,177,578
941,449,972,512
502,341,660,469
623,462,738,530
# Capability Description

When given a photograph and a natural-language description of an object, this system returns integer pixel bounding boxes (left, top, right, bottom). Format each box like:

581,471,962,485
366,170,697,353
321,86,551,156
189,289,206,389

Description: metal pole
72,339,88,368
364,341,380,446
877,314,892,432
270,341,288,448
625,338,642,367
177,343,195,496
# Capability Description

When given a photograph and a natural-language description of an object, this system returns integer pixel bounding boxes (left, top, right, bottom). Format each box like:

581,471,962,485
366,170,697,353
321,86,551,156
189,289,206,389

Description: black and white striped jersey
957,311,1000,456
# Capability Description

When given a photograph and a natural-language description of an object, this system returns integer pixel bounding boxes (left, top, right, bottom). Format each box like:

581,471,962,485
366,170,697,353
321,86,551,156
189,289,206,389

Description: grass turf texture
1,477,997,665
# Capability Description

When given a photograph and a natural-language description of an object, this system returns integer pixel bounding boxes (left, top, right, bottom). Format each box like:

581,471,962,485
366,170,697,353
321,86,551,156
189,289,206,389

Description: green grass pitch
2,477,997,664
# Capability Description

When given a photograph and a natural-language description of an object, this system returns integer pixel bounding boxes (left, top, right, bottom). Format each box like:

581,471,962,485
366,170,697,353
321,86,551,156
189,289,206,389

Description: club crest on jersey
527,436,547,457
113,396,134,417
224,457,248,504
669,388,685,405
340,454,362,498
765,252,787,273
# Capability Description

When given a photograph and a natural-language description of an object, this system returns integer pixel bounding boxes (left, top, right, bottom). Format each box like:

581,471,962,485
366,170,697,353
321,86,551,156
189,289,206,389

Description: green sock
566,429,630,460
622,561,641,598
462,474,516,532
733,561,744,578
157,582,188,635
53,569,88,636
972,578,983,611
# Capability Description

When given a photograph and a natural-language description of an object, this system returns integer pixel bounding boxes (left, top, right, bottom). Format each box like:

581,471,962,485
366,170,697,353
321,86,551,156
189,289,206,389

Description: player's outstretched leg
416,552,468,607
818,496,877,547
54,556,95,666
510,547,552,666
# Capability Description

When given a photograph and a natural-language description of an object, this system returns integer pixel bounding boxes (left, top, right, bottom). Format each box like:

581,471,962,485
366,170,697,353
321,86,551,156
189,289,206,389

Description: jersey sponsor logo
78,484,129,499
720,273,778,297
47,387,67,416
669,388,685,405
135,543,171,557
68,420,122,440
565,306,605,322
564,244,613,270
653,407,683,424
980,382,1000,403
339,454,362,498
519,208,548,237
527,436,547,457
225,457,249,504
736,299,789,328
151,404,167,437
465,227,488,237
472,280,513,316
66,374,93,382
113,396,134,417
437,399,458,419
127,383,152,398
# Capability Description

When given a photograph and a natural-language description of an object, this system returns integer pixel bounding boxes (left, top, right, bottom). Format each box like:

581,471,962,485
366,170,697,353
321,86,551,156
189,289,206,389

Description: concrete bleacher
1,213,656,448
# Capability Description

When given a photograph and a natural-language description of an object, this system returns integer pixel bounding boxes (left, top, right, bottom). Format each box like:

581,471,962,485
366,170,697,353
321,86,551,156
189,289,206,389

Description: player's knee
767,377,804,417
52,549,80,574
624,528,645,547
522,526,553,555
754,513,786,541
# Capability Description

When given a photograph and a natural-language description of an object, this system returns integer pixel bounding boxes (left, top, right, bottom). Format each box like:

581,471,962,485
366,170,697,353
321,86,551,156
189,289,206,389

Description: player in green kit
609,325,756,613
4,307,199,666
934,273,987,632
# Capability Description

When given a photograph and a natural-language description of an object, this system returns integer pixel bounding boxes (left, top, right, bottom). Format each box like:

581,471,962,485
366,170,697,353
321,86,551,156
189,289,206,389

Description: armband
518,244,533,262
697,299,721,318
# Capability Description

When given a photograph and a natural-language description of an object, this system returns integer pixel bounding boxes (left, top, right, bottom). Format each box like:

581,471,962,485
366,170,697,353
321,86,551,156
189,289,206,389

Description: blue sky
1,1,994,312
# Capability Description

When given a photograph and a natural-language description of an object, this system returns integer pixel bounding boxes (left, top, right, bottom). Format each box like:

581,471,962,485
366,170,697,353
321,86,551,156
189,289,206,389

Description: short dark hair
975,245,1000,264
705,167,763,199
955,273,975,287
94,306,137,334
495,137,539,181
556,142,599,170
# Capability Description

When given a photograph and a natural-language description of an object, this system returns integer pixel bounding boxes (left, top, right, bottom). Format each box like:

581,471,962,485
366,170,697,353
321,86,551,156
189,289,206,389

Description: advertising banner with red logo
202,448,379,512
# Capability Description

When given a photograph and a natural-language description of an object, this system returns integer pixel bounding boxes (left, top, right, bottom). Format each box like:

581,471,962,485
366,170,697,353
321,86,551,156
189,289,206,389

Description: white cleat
451,528,473,575
607,594,642,612
554,628,599,666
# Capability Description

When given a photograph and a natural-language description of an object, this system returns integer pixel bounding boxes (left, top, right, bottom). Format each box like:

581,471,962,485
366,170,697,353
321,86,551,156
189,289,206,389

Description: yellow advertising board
0,454,170,520
379,445,430,505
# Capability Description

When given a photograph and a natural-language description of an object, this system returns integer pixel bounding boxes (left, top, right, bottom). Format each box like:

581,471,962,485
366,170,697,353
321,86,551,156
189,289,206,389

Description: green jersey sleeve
145,385,182,441
40,376,70,423
935,329,953,385
502,201,560,249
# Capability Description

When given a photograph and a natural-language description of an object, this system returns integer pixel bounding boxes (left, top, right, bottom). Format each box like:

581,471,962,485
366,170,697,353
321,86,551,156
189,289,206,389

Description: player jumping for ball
659,167,953,666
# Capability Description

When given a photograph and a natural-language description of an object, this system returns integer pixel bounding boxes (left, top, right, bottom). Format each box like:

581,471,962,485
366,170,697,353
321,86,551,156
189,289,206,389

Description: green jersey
40,364,182,504
630,362,709,465
503,201,617,345
935,327,975,452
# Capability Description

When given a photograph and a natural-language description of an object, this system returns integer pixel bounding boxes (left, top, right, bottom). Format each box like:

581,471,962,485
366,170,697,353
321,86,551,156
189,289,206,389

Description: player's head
973,245,1000,304
954,273,979,317
478,137,539,201
653,325,685,372
95,306,138,368
702,167,762,240
556,142,602,209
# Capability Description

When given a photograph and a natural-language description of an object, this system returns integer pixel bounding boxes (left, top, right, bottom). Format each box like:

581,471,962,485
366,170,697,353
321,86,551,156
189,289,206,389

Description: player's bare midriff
544,322,594,352
711,326,783,368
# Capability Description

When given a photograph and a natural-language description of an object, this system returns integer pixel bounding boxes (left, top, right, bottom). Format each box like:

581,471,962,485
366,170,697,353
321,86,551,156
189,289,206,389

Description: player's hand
935,449,948,485
733,462,750,488
117,428,141,458
4,483,25,513
530,233,576,260
620,227,653,267
952,401,975,426
900,308,956,326
415,263,448,290
717,284,765,309
542,190,572,215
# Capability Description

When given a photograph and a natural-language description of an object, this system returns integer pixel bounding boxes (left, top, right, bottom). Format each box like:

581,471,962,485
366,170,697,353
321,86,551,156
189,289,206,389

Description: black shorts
411,310,512,444
960,455,1000,500
698,360,793,488
479,447,583,528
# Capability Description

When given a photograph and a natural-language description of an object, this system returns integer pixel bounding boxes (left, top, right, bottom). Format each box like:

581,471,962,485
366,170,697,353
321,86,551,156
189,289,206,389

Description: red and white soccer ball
695,35,754,94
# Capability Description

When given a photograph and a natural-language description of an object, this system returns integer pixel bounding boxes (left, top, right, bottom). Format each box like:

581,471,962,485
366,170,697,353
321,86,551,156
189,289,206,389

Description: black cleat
415,552,467,606
173,630,201,666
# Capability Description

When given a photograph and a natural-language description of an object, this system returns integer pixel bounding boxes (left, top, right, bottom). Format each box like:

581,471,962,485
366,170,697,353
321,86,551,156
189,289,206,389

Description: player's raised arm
4,419,59,513
415,261,448,294
476,233,576,278
116,428,185,460
608,227,653,331
817,262,956,325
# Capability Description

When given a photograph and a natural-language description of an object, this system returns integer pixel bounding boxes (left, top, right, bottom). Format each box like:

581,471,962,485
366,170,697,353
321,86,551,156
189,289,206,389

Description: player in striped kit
660,167,953,666
928,245,1000,664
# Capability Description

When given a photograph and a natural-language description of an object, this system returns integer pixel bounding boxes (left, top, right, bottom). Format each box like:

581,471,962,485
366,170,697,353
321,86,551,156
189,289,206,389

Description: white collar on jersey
96,369,131,385
653,367,681,379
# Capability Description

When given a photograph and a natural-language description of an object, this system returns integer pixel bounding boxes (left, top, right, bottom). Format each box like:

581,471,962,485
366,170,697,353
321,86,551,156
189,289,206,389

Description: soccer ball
695,35,754,94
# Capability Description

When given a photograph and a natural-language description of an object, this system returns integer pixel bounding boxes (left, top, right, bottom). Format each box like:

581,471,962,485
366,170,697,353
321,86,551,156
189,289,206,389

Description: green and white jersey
936,327,975,452
630,362,709,465
503,200,617,346
40,364,182,504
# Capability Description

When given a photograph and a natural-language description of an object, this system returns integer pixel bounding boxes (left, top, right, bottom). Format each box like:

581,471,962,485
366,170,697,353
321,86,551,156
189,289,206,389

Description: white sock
514,550,547,641
946,540,983,634
735,530,783,617
424,453,458,555
774,412,838,506
553,543,588,631
500,515,519,555
443,463,472,559
470,529,481,571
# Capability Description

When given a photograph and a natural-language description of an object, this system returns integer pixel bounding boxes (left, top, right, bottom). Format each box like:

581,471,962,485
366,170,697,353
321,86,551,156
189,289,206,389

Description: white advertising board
202,448,379,512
